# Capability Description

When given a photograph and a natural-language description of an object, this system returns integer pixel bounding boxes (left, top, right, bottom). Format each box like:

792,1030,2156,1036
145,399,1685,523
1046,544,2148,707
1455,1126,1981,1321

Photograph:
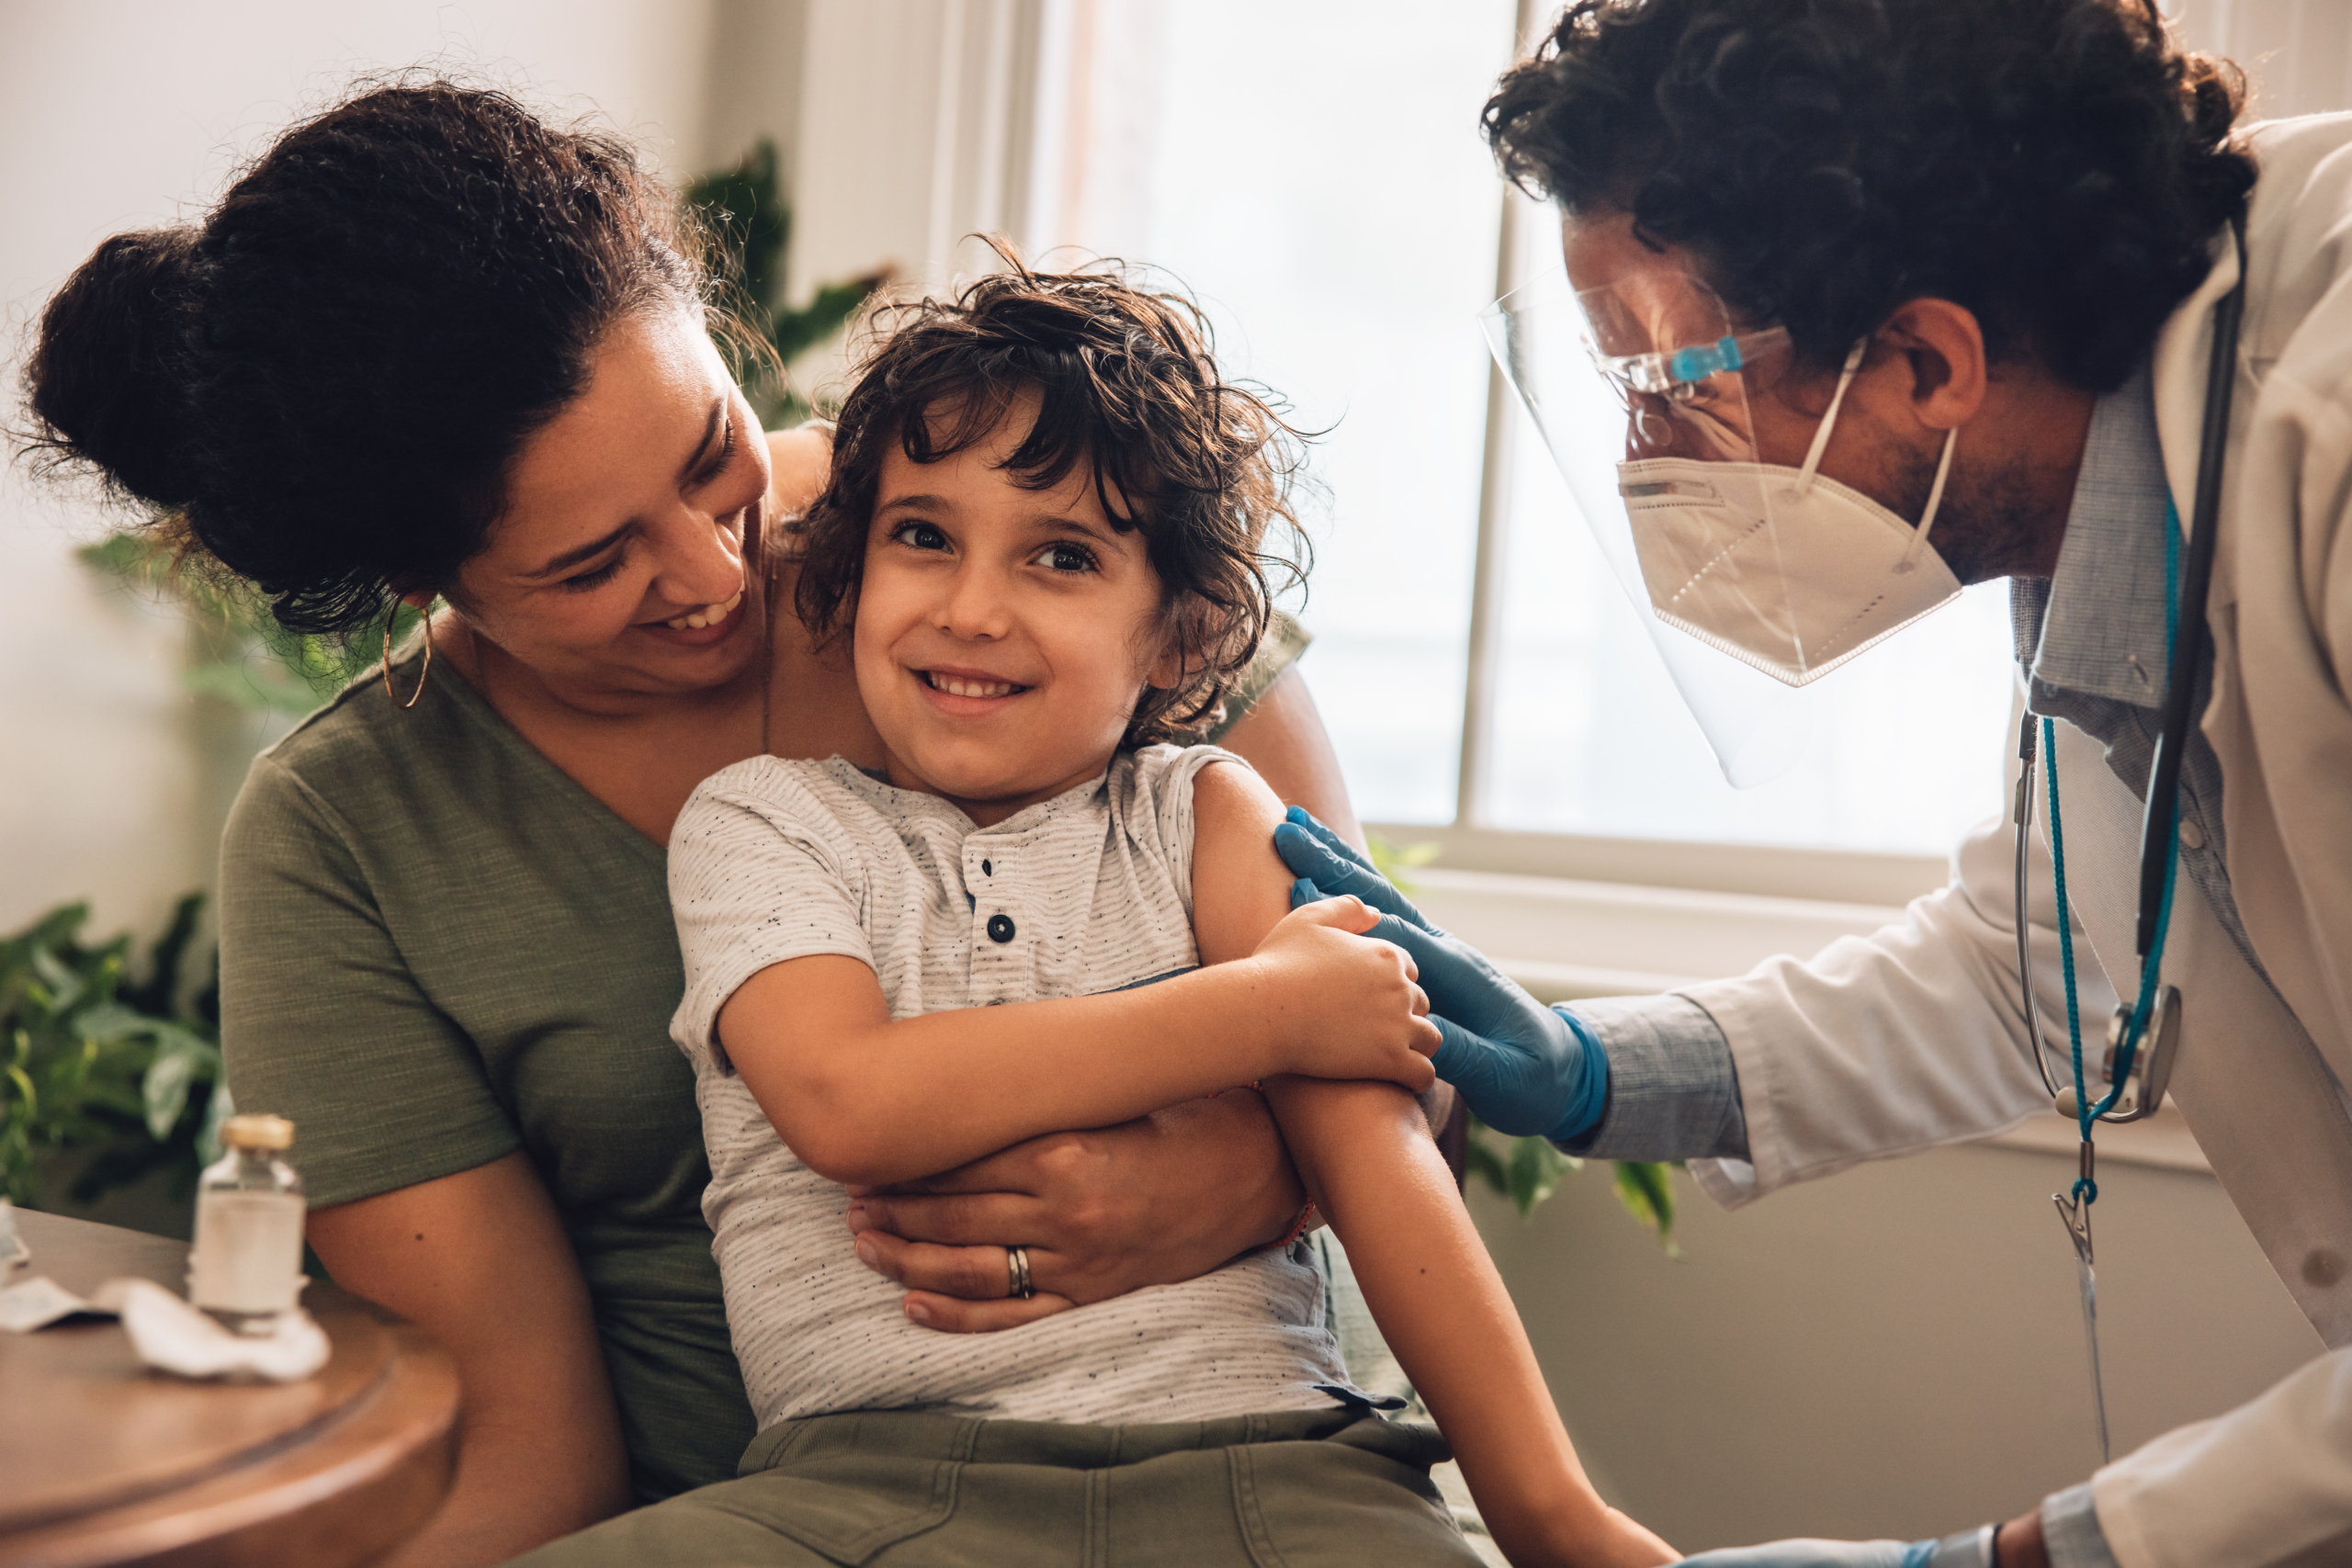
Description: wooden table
0,1209,458,1568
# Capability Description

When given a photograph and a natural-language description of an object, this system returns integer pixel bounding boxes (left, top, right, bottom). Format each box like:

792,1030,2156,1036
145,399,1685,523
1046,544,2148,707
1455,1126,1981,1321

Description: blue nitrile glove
1674,1529,1995,1568
1274,807,1607,1142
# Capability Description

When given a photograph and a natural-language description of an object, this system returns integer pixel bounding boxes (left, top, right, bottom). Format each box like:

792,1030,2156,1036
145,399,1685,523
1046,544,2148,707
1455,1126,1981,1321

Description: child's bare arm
717,891,1436,1187
1258,1080,1673,1566
1191,761,1676,1568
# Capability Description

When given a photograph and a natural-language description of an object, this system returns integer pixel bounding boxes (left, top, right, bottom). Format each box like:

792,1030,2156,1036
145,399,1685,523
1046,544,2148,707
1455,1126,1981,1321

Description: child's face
854,392,1181,826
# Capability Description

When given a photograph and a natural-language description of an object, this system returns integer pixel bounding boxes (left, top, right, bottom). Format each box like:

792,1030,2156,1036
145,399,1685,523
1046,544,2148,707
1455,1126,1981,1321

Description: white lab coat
1677,112,2352,1568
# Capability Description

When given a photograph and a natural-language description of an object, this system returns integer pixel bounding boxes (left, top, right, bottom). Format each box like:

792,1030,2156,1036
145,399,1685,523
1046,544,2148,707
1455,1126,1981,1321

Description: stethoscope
2007,215,2247,1461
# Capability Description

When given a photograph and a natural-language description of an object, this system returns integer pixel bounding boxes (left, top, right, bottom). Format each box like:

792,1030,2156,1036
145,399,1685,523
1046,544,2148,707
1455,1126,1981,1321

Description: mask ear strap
1794,339,1871,495
1898,425,1962,571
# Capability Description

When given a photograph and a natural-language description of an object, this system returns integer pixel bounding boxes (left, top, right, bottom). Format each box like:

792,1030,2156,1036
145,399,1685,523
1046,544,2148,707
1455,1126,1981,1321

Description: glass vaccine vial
189,1113,307,1331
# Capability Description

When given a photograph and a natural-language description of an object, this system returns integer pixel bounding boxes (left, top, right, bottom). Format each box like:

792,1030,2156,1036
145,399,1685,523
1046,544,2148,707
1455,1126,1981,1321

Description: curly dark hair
20,78,708,636
1484,0,2256,391
794,248,1308,747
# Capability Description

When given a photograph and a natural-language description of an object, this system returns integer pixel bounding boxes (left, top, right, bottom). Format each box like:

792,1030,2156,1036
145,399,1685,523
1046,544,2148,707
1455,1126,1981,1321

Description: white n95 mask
1622,339,1962,686
1481,266,1965,783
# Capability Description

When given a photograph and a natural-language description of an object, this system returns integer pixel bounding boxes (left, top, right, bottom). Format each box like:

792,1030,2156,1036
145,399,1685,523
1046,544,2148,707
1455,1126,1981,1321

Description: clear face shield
1479,266,1963,785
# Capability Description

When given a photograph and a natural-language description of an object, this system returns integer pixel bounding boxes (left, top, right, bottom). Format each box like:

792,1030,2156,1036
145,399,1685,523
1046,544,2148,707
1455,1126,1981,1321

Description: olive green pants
511,1405,1481,1567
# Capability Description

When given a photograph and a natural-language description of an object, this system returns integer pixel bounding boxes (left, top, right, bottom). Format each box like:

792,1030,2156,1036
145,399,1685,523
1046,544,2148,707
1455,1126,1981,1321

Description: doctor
1278,1,2352,1565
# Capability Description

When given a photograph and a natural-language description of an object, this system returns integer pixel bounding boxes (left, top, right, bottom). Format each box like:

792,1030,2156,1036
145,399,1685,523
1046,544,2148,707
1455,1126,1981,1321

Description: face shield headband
1479,266,1964,785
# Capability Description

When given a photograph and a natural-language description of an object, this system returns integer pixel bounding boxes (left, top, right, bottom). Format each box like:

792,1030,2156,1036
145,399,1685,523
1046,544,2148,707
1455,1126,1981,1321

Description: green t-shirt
217,615,1308,1503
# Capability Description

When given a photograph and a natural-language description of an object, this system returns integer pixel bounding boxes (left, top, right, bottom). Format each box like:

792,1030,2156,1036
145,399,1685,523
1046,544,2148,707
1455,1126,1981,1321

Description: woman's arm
841,1088,1301,1328
1193,763,1676,1568
1218,664,1364,848
715,897,1437,1187
220,758,632,1563
306,1153,629,1567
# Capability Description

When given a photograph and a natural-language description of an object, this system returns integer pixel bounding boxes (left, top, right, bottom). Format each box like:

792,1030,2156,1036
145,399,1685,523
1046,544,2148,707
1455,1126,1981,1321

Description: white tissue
0,1273,327,1382
105,1279,329,1381
0,1197,28,1270
0,1274,89,1333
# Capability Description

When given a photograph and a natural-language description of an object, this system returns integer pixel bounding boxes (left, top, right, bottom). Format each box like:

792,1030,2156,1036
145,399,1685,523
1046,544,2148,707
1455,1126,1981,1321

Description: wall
0,0,718,942
2171,0,2352,119
1478,1144,2316,1550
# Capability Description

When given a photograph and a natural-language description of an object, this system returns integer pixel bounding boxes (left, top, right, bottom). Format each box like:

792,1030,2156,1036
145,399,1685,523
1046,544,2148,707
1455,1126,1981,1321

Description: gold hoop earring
381,600,435,710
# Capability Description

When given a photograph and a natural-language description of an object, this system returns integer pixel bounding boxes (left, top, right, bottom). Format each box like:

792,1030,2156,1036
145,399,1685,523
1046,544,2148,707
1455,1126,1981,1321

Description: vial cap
221,1113,296,1151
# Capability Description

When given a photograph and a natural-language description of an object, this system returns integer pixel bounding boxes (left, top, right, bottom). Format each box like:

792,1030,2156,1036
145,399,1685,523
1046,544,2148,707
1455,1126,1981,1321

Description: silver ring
1006,1245,1035,1300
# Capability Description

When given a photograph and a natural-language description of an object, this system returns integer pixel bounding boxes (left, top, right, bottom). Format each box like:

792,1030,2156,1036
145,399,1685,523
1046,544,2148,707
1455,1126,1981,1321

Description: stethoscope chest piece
2053,984,2182,1122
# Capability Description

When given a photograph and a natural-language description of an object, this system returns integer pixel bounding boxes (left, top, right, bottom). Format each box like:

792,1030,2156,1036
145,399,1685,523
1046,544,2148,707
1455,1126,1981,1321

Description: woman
24,81,1374,1566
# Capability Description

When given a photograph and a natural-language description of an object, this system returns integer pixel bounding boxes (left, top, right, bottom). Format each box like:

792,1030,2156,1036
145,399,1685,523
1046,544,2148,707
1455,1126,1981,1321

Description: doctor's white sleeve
2085,1347,2352,1568
1570,805,2116,1208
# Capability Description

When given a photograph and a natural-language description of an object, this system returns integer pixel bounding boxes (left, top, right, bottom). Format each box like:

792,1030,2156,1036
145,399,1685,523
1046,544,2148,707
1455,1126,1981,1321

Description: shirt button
2179,819,2207,851
987,914,1016,943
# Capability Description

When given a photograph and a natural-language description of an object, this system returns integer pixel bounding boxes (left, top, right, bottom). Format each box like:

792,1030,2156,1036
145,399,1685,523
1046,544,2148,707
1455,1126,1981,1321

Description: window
801,0,2344,886
1041,2,2018,867
1039,0,1518,826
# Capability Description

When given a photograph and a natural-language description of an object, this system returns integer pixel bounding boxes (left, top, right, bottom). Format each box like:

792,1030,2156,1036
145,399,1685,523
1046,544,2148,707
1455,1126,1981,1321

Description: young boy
658,259,1674,1568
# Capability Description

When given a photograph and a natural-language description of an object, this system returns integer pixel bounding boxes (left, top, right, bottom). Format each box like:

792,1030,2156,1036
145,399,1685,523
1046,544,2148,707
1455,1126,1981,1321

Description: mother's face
447,303,772,701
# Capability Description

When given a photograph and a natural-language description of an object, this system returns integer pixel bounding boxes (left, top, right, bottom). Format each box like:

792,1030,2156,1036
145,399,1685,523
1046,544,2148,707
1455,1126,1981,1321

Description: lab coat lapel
2051,717,2352,1346
2156,128,2352,1106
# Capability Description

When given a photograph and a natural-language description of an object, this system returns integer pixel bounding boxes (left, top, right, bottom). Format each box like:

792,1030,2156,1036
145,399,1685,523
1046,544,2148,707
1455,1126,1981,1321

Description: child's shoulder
1108,742,1267,870
674,753,896,847
1114,740,1252,805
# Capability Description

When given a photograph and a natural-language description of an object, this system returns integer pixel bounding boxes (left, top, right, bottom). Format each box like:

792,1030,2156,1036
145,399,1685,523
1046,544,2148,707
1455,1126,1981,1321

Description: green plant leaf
1364,834,1442,898
1506,1133,1577,1217
197,1077,234,1167
179,660,323,715
79,532,425,717
74,533,170,589
120,894,201,1018
684,139,789,314
1,897,222,1210
1611,1159,1684,1258
773,273,886,365
1464,1134,1510,1199
6,1061,37,1122
142,1047,198,1142
684,140,887,429
73,1002,151,1046
1462,1114,1688,1249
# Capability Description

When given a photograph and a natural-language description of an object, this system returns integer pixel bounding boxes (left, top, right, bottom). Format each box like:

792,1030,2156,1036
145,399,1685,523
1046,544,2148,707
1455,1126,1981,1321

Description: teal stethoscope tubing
2019,216,2247,1168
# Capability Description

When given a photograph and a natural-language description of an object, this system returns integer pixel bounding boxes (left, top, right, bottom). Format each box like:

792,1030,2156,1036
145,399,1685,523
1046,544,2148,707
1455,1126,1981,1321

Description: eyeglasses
1588,325,1790,405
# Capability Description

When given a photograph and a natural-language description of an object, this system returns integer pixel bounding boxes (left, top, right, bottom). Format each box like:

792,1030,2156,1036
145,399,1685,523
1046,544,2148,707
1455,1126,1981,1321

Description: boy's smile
854,391,1182,827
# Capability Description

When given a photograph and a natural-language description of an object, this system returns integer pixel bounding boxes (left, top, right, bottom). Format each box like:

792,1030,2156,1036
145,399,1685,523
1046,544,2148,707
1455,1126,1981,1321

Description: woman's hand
1246,894,1441,1091
843,1087,1306,1332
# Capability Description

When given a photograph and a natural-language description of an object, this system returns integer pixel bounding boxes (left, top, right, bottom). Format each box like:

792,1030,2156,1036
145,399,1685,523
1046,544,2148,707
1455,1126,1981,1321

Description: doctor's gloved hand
1674,1529,1997,1568
1273,807,1608,1143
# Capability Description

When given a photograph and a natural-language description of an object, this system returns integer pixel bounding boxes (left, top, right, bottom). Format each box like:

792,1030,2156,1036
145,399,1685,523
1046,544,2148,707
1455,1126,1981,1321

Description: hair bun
25,227,204,509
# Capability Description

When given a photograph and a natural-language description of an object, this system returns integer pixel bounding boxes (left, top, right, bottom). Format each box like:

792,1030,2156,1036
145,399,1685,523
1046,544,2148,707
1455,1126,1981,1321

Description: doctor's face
1562,209,1905,495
